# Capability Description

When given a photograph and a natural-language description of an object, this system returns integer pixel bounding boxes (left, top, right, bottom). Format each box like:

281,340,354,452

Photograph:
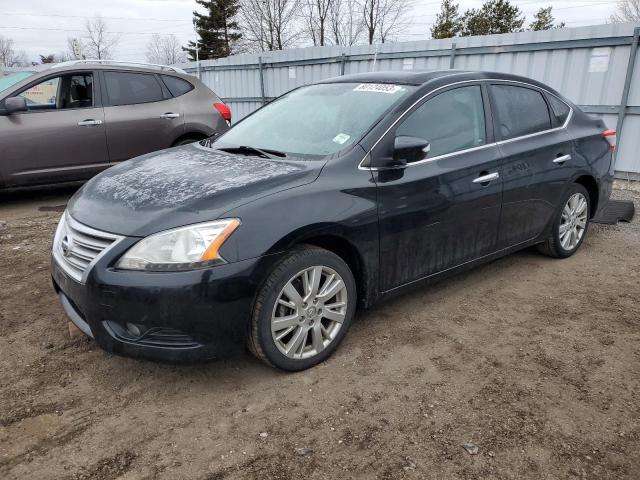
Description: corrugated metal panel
182,23,640,175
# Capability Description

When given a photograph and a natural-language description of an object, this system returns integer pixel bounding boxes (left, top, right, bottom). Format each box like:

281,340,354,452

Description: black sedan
51,70,616,371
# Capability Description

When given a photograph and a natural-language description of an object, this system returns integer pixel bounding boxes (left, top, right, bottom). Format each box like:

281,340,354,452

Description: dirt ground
0,184,639,480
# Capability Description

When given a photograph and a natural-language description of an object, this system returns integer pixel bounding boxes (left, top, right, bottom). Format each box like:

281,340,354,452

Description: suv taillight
603,129,616,151
214,102,231,123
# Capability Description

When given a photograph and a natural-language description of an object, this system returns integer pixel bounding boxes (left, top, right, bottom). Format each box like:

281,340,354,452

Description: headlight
52,211,67,253
116,219,240,271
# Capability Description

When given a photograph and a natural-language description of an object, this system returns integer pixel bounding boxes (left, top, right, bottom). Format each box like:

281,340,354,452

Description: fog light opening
126,322,144,337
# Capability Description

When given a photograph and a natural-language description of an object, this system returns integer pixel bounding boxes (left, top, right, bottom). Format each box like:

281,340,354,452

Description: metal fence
181,23,640,178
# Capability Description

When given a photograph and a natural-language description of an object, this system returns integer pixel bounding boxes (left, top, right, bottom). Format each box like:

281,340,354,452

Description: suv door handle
553,154,572,164
160,112,180,119
77,119,103,126
473,172,500,184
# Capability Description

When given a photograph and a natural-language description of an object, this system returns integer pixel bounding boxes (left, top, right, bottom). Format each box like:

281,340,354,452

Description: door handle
473,172,500,184
77,119,103,126
160,112,180,119
553,154,572,164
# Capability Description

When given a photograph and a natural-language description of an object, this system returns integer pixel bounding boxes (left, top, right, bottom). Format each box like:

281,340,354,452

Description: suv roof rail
50,60,187,74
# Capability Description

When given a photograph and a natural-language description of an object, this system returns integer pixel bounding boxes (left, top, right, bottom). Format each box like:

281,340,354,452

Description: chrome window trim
358,78,573,171
52,212,124,284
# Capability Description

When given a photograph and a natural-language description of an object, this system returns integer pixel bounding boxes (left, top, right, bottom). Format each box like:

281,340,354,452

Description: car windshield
210,82,415,159
0,72,36,94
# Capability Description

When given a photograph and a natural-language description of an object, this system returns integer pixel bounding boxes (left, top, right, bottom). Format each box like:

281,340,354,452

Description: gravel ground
0,185,639,480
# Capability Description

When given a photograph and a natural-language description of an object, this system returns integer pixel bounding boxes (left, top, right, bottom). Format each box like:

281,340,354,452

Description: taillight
603,129,616,151
214,102,231,123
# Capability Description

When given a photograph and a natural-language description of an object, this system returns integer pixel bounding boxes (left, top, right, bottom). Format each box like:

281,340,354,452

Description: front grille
53,213,123,283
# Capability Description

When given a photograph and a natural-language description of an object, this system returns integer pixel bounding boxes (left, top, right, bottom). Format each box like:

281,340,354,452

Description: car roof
318,70,560,93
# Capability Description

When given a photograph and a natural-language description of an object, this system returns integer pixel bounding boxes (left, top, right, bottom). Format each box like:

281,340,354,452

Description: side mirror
393,136,430,164
3,97,28,115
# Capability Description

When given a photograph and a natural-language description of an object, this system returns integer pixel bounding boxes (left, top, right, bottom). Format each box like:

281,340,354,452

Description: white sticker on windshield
353,83,404,94
333,133,351,144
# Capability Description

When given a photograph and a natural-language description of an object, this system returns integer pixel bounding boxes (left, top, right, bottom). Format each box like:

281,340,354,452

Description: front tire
248,245,356,371
537,184,590,258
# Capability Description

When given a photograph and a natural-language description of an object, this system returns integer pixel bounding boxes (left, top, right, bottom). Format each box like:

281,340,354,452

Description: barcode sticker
353,84,404,94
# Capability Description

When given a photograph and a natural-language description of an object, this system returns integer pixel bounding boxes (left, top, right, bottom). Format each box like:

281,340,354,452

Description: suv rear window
104,72,164,106
161,75,194,97
491,84,552,140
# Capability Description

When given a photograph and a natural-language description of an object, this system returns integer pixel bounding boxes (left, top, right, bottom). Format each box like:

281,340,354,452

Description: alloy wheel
559,192,588,251
271,266,348,360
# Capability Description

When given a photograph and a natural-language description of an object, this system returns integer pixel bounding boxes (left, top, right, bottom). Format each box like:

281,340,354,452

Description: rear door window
491,84,552,140
396,85,487,159
104,72,164,106
161,75,194,97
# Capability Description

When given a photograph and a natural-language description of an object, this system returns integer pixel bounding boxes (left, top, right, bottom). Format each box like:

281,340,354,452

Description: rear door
0,70,109,187
101,70,184,163
373,83,503,291
489,82,574,249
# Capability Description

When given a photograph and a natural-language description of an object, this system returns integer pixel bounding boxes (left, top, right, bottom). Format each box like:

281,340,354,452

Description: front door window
18,73,94,111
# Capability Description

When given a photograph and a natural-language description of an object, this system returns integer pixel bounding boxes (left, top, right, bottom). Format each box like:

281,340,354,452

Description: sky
0,0,621,64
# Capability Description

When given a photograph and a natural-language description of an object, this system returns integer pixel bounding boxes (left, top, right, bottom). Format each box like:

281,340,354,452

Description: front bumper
51,245,281,362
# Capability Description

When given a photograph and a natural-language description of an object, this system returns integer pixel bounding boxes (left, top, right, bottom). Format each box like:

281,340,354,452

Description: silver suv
0,60,229,188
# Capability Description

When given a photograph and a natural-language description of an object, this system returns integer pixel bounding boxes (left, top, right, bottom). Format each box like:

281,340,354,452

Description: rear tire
248,245,356,371
537,183,590,258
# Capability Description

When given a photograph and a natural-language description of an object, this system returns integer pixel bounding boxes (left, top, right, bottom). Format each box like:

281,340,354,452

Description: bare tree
377,0,408,43
610,0,640,22
146,34,187,64
84,16,120,60
0,35,30,67
301,0,333,46
360,0,409,45
11,51,30,67
0,35,15,68
240,0,302,51
329,0,364,45
66,37,86,60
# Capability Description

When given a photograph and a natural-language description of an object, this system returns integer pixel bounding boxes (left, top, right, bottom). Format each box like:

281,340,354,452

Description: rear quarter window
491,84,552,140
161,75,194,97
546,94,571,127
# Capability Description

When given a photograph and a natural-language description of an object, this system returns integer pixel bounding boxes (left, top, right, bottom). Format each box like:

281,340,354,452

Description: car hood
68,144,323,237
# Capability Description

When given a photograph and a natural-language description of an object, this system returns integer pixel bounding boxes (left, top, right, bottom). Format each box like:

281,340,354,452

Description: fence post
449,42,457,69
614,27,640,169
340,53,347,75
258,56,266,105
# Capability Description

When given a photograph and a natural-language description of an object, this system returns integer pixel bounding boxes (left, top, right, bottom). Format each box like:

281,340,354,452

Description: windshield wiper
217,145,287,159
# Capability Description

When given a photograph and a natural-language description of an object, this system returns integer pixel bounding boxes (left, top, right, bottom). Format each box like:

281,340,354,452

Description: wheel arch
574,174,599,218
171,131,209,147
284,231,374,309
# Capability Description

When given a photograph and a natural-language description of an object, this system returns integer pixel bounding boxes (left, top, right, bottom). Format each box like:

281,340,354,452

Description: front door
0,71,109,187
371,83,504,291
101,70,184,163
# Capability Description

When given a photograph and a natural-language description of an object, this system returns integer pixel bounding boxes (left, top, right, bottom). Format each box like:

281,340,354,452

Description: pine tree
461,0,524,37
431,0,462,39
184,0,242,61
529,7,565,31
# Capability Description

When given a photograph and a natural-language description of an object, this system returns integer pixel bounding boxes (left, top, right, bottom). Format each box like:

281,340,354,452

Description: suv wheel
537,184,590,258
173,137,200,146
248,245,356,371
